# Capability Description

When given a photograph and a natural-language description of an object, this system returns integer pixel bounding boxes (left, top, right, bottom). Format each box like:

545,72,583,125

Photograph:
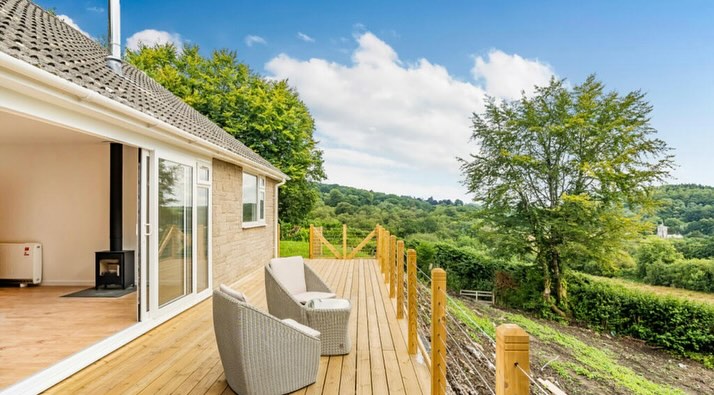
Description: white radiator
0,243,42,284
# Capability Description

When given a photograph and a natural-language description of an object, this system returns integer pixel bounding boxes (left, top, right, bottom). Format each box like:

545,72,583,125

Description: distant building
656,223,683,239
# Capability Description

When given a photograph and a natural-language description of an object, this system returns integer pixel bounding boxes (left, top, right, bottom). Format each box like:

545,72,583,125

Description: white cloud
245,35,267,47
126,29,183,52
297,32,315,43
472,50,555,100
57,15,92,38
266,32,557,201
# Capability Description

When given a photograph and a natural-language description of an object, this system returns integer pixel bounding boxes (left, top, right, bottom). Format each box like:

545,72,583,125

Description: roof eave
0,50,288,182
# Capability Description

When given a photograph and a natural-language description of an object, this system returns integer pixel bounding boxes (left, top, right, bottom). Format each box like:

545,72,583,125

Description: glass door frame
141,148,213,320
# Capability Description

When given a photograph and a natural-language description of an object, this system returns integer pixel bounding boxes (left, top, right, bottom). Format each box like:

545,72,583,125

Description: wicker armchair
265,257,352,355
212,288,321,395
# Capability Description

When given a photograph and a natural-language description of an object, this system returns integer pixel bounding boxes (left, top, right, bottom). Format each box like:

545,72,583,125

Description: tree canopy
126,44,325,223
460,75,674,312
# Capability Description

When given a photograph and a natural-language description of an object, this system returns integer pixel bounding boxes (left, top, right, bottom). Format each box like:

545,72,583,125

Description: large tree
460,76,674,313
126,44,325,223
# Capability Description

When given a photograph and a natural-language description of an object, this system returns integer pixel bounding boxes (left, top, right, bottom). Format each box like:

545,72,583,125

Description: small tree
460,76,674,313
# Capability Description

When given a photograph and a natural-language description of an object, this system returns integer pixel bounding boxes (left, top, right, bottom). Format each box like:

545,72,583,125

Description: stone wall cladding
212,159,277,288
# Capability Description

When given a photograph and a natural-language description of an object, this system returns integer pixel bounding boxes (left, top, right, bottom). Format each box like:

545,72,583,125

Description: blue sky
41,0,714,200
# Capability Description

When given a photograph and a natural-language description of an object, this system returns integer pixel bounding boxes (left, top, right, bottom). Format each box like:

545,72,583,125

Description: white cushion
269,256,307,295
282,318,320,338
308,298,350,310
220,284,248,303
294,291,336,305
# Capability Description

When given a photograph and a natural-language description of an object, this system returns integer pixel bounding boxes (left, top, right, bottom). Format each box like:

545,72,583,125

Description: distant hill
654,184,714,237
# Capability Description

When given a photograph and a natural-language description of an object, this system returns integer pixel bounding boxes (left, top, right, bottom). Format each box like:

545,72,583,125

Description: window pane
199,166,210,182
158,159,193,307
259,191,265,220
243,173,258,223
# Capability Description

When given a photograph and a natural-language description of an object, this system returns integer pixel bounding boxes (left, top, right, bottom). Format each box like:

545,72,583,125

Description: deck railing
373,224,535,395
304,223,540,394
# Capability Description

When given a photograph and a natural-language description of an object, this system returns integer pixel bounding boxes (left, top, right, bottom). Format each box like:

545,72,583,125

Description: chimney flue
107,0,122,75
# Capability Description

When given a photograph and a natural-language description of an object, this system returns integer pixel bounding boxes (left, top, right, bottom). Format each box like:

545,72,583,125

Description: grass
279,240,309,258
279,240,376,259
584,274,714,306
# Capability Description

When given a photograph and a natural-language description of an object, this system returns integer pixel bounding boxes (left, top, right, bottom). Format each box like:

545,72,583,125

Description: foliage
567,273,714,353
638,258,714,293
460,75,674,310
126,44,325,223
654,184,714,237
635,236,683,277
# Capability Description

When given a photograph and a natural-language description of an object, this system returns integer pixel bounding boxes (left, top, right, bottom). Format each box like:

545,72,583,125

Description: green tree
125,44,325,223
460,76,674,313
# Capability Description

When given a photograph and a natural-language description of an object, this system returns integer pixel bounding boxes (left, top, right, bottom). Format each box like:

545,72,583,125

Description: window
243,172,265,226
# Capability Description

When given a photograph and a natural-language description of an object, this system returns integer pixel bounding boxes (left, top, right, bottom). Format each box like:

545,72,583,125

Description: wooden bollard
389,235,397,293
431,268,447,395
496,324,530,395
396,240,405,318
407,249,417,354
342,224,347,259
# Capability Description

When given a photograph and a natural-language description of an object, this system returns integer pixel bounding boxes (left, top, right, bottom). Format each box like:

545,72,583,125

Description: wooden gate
309,224,376,259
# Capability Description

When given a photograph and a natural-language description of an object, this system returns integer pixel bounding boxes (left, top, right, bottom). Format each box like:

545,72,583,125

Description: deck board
45,259,430,394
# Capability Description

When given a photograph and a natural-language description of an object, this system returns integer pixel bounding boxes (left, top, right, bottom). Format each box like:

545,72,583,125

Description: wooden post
496,324,530,395
397,240,405,318
382,231,390,277
342,224,347,259
407,249,417,354
431,268,447,395
389,235,397,297
385,235,397,288
309,224,314,259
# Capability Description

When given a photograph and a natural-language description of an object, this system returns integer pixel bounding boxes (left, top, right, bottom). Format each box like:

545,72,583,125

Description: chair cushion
308,298,350,310
294,291,336,305
219,284,248,303
282,318,321,338
269,256,307,295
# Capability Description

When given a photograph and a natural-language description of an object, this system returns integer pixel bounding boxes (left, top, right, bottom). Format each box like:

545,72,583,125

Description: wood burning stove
95,250,134,289
95,143,135,289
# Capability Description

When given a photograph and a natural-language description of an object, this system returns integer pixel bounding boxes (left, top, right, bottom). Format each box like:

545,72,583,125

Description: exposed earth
441,297,714,395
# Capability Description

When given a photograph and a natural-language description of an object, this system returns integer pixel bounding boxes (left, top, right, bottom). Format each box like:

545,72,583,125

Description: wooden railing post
389,235,397,292
407,249,417,354
431,268,447,395
342,224,347,259
309,224,314,259
383,230,390,277
396,240,405,318
496,324,530,395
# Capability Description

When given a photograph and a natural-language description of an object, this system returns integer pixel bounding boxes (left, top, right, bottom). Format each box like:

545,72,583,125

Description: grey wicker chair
212,288,321,395
265,257,352,355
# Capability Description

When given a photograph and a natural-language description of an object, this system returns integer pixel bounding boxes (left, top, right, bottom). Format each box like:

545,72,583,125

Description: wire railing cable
515,363,550,395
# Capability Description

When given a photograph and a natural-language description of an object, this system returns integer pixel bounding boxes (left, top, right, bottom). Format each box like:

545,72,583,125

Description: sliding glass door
141,150,211,319
157,159,193,307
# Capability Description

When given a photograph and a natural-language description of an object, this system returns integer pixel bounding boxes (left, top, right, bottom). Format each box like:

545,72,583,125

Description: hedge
638,258,714,293
567,273,714,353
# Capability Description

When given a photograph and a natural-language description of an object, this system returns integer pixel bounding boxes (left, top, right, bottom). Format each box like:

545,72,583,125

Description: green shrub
430,243,501,292
638,258,714,292
568,273,714,353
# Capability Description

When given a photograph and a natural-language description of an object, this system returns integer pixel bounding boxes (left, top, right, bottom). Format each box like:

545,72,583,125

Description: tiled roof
0,0,282,175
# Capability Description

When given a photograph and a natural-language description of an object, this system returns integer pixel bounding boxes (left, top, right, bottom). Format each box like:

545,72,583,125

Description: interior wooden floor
46,259,431,394
0,285,136,389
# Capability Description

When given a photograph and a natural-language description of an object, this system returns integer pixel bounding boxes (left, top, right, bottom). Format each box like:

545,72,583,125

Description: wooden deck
46,259,431,394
